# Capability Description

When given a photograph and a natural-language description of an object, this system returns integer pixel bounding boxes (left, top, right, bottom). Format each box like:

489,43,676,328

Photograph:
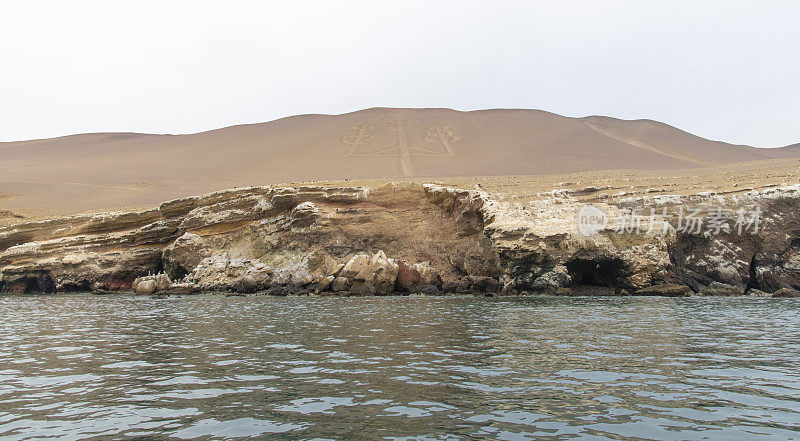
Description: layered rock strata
1,182,799,297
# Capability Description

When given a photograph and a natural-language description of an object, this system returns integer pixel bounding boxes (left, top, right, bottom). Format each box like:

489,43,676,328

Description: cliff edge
1,182,799,297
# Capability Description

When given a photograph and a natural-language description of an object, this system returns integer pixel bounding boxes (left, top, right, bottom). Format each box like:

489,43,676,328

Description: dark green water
0,295,798,440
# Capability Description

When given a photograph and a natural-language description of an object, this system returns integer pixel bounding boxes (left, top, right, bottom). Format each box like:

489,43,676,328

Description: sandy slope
1,108,798,220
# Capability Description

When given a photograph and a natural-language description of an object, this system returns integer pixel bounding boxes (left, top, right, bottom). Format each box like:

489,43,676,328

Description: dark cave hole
566,258,624,287
23,274,56,293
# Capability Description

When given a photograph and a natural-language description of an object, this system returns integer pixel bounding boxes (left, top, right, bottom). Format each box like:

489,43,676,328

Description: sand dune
1,107,798,219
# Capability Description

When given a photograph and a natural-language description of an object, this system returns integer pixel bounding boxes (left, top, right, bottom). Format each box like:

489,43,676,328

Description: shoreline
2,181,800,298
2,291,797,299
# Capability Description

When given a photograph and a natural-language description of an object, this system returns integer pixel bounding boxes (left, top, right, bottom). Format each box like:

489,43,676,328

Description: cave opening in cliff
20,274,56,294
58,281,92,292
566,258,624,288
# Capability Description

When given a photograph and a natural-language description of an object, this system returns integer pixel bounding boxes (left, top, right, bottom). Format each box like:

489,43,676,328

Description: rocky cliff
1,182,798,297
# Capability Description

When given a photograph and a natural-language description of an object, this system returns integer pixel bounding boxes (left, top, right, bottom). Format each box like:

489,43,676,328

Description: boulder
634,284,692,297
298,274,315,286
135,279,157,295
316,275,335,292
397,260,441,292
339,253,371,279
396,260,421,291
300,250,342,285
414,262,442,287
185,254,272,292
331,277,349,292
131,273,172,294
351,251,399,294
531,266,571,292
700,282,744,297
746,288,771,297
773,288,800,298
155,273,172,291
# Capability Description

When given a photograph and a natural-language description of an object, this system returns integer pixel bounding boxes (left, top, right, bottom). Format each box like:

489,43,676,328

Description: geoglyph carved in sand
342,116,459,176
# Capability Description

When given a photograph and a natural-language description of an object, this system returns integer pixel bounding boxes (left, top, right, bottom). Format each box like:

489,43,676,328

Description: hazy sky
1,0,798,146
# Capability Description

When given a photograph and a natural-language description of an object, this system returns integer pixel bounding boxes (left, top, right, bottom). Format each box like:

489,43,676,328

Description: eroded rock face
531,266,572,292
331,277,349,292
349,251,399,295
163,233,209,279
396,260,421,291
464,184,800,296
423,183,676,293
396,260,442,292
185,254,273,293
2,182,800,297
667,187,800,294
339,253,372,280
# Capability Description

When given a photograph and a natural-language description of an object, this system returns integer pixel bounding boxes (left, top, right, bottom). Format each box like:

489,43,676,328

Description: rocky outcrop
132,273,172,295
185,254,272,293
2,182,800,297
336,251,399,294
397,260,442,293
422,183,800,297
0,184,496,295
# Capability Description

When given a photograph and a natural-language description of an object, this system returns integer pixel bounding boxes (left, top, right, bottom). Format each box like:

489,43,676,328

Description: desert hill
1,107,798,219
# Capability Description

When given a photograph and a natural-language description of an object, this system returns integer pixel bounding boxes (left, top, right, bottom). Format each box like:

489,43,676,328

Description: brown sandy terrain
1,108,798,221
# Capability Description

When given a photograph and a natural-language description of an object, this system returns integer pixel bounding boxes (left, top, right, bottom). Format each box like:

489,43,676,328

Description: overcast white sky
1,0,798,146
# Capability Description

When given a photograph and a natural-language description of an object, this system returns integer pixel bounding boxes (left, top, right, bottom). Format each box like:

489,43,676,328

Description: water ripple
0,295,798,439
